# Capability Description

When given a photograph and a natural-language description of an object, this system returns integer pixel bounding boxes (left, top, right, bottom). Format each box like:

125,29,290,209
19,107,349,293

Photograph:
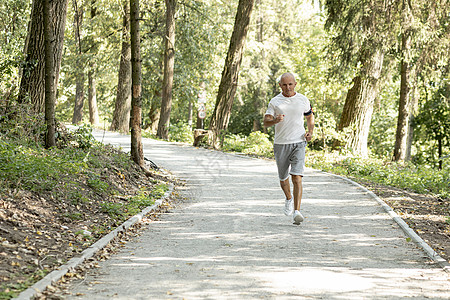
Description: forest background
0,0,449,297
2,0,447,195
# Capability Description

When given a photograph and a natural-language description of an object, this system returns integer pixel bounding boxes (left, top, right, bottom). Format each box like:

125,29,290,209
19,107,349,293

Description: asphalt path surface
65,130,449,299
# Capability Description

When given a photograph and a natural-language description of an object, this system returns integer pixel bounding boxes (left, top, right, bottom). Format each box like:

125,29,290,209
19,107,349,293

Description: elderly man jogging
264,72,315,225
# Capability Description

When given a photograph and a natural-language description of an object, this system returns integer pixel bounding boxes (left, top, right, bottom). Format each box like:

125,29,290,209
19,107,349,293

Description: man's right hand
274,114,285,123
264,114,285,127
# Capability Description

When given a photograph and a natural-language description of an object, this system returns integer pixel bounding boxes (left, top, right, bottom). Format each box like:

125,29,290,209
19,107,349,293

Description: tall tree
130,0,144,166
393,0,415,161
251,0,266,133
326,0,395,156
88,65,99,124
18,0,68,114
110,0,132,133
43,0,56,148
156,0,176,140
87,0,99,126
71,0,85,124
209,0,255,148
337,48,384,157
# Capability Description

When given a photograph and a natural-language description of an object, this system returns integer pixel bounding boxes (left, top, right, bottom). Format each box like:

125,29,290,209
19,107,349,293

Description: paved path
66,130,449,299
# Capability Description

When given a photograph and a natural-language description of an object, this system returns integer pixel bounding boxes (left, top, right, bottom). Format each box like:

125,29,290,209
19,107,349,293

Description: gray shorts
274,142,307,181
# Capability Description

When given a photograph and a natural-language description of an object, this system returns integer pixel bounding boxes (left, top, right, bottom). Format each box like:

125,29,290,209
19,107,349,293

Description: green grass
100,184,169,220
307,150,450,199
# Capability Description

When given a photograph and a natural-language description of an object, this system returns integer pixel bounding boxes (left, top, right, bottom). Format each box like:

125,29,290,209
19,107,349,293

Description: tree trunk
209,0,255,148
130,0,144,166
393,0,415,161
252,0,265,133
148,99,160,133
71,0,85,125
393,33,414,161
188,98,193,126
438,138,443,170
110,0,132,133
405,88,417,161
88,65,99,125
72,74,85,124
88,0,99,126
18,0,68,114
156,0,176,140
44,0,56,148
337,48,384,157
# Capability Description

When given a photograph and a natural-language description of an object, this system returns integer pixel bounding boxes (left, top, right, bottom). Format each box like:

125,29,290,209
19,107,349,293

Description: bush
222,133,246,153
222,131,273,157
72,124,97,149
169,121,194,143
242,131,273,157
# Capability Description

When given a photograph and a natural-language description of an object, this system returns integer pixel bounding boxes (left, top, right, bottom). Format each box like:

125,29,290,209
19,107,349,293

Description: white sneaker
284,198,294,216
293,210,304,225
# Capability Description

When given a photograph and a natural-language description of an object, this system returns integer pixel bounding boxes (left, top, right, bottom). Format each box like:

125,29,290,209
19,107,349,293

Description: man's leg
280,178,292,200
280,178,294,216
291,175,303,211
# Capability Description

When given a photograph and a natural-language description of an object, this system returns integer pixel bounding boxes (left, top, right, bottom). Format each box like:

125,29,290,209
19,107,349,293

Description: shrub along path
59,129,450,299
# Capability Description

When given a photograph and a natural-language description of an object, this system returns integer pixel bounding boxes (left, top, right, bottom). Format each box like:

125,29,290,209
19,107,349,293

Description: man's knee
280,178,289,186
291,174,302,183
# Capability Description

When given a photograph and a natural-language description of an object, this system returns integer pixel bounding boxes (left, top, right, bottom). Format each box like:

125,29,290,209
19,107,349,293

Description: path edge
319,170,450,273
15,184,174,300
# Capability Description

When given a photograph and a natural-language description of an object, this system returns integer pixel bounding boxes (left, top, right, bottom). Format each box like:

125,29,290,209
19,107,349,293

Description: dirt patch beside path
355,179,450,263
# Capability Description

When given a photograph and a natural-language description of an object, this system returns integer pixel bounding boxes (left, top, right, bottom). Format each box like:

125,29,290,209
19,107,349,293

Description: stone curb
322,171,450,273
15,184,174,300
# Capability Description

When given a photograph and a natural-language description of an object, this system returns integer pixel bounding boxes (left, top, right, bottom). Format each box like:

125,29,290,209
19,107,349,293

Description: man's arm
264,114,284,127
305,113,315,141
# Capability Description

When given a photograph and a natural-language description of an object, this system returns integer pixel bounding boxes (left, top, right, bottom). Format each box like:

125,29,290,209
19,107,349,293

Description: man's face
279,75,297,97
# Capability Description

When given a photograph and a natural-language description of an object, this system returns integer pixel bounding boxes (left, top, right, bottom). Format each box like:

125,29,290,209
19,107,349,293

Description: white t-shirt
265,92,312,144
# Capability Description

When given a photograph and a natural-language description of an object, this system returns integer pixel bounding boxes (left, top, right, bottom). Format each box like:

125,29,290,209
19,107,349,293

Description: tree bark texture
338,48,384,157
88,65,99,125
71,0,85,125
88,0,99,126
18,0,68,114
156,0,176,140
44,0,56,148
393,32,415,161
393,0,415,161
130,0,144,166
110,0,132,133
209,0,255,148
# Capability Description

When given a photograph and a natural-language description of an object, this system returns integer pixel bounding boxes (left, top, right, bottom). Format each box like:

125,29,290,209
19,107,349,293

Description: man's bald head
279,73,297,97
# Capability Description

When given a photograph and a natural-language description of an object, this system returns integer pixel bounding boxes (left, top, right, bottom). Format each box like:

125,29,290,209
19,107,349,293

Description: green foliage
0,102,46,144
413,80,450,167
222,133,246,152
309,109,342,151
0,0,30,99
100,184,168,220
64,212,84,221
168,121,194,143
99,202,123,217
0,268,48,299
222,131,273,157
87,173,111,194
308,151,450,199
72,124,98,149
0,140,84,192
